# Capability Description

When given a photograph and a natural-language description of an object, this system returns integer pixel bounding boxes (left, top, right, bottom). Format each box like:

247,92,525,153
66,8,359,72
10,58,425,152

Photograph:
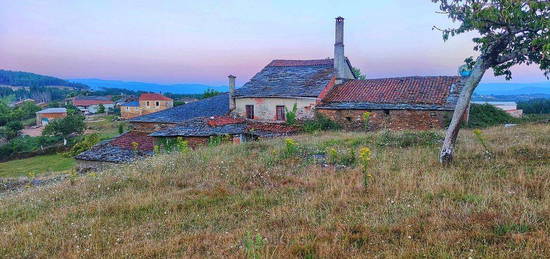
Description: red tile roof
207,116,245,127
322,76,462,105
110,131,155,151
139,93,173,101
267,59,333,67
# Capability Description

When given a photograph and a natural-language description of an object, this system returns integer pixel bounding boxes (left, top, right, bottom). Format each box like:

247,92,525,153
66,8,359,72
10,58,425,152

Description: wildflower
358,147,372,189
131,142,139,151
362,112,372,130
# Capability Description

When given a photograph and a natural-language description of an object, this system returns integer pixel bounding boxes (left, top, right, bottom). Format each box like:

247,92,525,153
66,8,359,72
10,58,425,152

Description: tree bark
439,57,487,164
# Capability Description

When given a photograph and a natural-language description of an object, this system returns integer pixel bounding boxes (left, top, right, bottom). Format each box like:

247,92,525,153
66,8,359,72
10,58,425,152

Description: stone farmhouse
120,93,174,119
75,16,464,170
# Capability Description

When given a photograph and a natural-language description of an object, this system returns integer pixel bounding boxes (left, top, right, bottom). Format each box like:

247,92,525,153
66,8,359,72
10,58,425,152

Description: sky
0,0,547,86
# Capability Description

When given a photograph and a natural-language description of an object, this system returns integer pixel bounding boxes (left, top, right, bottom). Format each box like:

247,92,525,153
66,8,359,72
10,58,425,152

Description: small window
126,107,129,111
430,112,437,117
156,101,160,106
245,105,254,119
146,101,150,106
276,105,286,121
384,110,390,115
345,117,352,122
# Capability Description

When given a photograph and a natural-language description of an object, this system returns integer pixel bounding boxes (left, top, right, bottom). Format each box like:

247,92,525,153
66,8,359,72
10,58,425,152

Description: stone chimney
228,75,236,111
334,16,346,83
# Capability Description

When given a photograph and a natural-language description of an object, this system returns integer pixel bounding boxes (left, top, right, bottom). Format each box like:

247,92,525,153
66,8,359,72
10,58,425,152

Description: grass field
0,154,75,178
85,114,128,140
0,124,548,257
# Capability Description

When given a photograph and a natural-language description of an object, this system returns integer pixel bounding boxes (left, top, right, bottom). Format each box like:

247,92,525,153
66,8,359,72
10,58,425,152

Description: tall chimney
228,75,236,111
334,16,346,83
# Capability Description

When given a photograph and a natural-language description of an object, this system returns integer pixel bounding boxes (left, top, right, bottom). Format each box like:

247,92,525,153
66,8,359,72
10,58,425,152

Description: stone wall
139,100,173,115
317,109,451,131
120,106,142,119
234,97,317,121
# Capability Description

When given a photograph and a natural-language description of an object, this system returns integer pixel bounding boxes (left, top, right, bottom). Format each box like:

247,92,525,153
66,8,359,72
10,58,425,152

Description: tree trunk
439,57,487,164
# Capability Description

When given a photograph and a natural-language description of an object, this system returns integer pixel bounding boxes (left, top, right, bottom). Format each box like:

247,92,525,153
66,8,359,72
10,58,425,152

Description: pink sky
1,0,547,86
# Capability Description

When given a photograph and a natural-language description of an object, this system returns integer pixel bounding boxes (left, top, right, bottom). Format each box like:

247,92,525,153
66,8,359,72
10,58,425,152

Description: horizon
1,1,548,86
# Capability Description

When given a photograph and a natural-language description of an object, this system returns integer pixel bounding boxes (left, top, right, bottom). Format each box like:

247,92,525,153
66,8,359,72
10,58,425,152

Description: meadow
0,123,548,257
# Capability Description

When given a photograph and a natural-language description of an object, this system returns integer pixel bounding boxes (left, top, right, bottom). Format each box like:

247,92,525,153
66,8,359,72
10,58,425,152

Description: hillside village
0,0,549,256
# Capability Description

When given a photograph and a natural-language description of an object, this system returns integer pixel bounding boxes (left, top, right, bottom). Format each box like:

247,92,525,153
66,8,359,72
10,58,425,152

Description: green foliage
358,147,372,188
376,130,443,148
118,124,124,135
43,114,86,140
4,121,23,140
493,223,530,236
432,0,549,79
202,89,221,99
97,104,105,114
242,232,265,259
208,135,229,147
467,103,516,128
285,103,298,125
282,138,299,158
64,134,100,157
0,135,63,160
0,101,41,127
362,111,372,130
325,147,356,166
518,98,550,114
176,137,190,153
302,113,341,133
352,67,367,80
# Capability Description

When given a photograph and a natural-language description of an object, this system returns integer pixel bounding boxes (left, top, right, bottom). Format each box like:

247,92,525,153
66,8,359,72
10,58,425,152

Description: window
383,110,390,115
156,101,160,106
345,117,352,122
276,105,286,121
245,105,254,119
146,101,150,106
126,107,129,111
430,112,437,117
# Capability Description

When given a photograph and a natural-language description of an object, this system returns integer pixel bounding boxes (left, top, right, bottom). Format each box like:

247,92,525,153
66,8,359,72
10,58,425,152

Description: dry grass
1,124,549,258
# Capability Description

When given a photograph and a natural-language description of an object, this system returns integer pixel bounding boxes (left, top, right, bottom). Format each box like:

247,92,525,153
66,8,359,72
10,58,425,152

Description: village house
72,96,114,114
120,93,173,119
231,17,355,121
316,76,464,130
36,107,67,126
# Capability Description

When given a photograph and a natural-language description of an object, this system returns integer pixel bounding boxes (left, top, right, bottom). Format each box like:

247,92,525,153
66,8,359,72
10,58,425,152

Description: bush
64,133,100,157
467,103,516,128
285,104,298,125
303,114,341,133
0,135,63,160
517,98,550,114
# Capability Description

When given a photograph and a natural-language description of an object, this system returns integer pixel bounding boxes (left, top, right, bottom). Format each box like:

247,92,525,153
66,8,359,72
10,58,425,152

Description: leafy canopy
43,114,85,138
433,0,549,79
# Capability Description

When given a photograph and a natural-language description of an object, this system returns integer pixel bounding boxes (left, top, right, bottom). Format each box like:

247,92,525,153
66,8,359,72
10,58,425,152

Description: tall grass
0,124,549,257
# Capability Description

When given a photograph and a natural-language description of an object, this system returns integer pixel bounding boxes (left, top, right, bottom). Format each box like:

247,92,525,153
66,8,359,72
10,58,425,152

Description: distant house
36,108,67,126
316,77,464,130
120,93,173,119
72,96,114,114
472,101,523,118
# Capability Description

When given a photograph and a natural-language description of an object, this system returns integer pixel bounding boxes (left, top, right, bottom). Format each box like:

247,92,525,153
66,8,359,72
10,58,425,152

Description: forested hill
0,70,88,90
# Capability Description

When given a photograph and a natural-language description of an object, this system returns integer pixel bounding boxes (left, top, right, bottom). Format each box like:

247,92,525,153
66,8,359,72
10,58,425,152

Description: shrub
282,138,299,158
303,113,341,133
362,112,372,130
64,133,100,157
118,124,124,135
285,104,298,125
176,137,190,153
467,103,516,128
517,98,550,114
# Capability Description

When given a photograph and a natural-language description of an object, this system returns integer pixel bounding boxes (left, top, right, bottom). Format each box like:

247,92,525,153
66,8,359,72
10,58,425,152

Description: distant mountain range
474,82,550,95
0,69,88,90
69,78,228,94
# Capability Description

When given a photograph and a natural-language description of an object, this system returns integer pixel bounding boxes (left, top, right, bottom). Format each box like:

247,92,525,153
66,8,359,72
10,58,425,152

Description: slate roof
121,101,139,107
149,117,248,137
37,108,67,114
139,93,172,101
149,116,300,138
75,131,154,163
129,93,229,124
234,59,336,98
318,76,463,110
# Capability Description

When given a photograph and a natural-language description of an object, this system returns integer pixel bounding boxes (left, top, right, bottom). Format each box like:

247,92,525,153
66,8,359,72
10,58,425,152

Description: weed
358,147,372,188
243,232,265,259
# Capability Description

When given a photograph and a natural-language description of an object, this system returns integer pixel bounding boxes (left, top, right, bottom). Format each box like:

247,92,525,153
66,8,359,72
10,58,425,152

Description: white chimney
228,75,236,111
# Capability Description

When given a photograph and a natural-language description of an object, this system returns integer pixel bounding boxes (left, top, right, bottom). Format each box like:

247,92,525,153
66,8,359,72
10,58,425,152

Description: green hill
0,125,549,257
0,69,88,90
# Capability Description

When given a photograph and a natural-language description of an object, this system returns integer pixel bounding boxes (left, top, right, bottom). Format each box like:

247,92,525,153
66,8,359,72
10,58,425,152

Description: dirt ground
21,126,44,137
